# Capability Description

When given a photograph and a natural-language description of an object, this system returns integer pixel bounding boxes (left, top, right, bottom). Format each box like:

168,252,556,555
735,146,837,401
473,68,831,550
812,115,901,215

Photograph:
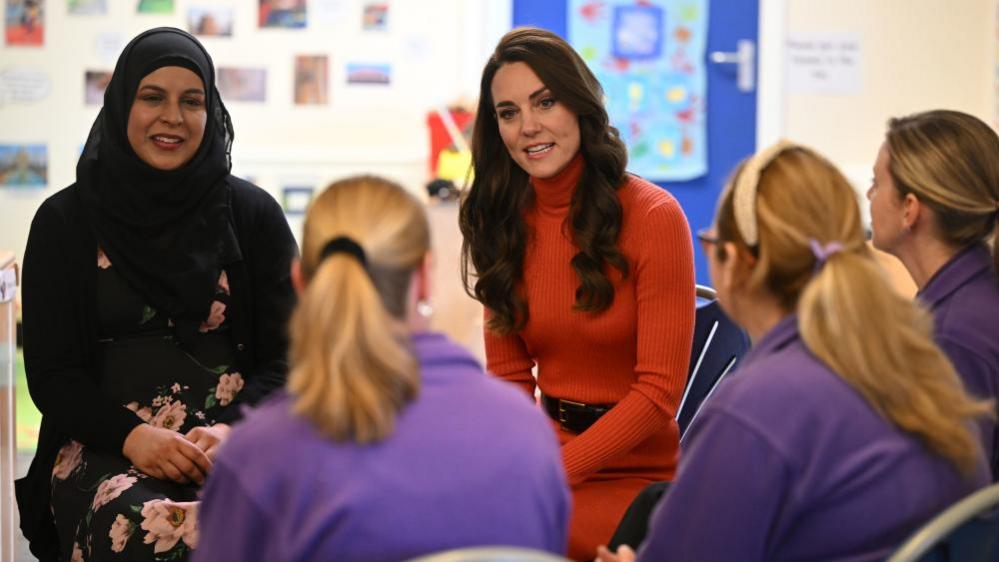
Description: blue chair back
675,285,750,440
887,483,999,562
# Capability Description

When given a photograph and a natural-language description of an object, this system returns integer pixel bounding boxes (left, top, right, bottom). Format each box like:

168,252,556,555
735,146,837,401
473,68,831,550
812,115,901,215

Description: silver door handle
709,39,755,93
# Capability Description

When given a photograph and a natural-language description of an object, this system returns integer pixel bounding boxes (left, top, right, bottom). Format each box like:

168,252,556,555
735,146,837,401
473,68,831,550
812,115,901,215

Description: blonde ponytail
800,250,993,475
717,146,993,475
287,176,430,443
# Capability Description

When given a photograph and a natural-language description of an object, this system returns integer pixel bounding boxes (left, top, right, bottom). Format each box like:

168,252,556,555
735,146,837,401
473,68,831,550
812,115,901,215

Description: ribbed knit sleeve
560,195,695,484
484,313,538,400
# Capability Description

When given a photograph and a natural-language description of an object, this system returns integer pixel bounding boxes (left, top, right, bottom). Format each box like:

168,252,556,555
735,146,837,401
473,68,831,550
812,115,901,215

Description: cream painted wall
781,0,995,203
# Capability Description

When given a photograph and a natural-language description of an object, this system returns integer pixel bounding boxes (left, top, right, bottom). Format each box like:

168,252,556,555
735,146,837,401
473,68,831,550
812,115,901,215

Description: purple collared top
638,315,989,562
193,331,570,562
918,244,999,479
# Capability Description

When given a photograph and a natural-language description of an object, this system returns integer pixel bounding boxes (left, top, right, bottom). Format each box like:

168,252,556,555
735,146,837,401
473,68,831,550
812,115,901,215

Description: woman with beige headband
868,109,999,480
599,142,991,562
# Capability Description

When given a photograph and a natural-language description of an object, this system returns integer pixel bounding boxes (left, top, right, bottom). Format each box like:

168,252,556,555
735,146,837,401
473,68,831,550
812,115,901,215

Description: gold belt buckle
558,398,585,426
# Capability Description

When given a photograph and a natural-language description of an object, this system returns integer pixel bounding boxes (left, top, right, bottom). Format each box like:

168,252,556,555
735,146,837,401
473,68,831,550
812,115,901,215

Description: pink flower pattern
52,441,84,481
125,401,153,422
150,400,188,431
96,247,111,269
215,372,245,406
218,270,230,294
91,474,138,511
58,260,229,556
140,499,199,553
198,301,227,332
109,514,133,553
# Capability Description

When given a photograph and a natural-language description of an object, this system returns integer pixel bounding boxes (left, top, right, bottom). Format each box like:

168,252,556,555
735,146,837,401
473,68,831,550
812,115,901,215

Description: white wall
780,0,995,208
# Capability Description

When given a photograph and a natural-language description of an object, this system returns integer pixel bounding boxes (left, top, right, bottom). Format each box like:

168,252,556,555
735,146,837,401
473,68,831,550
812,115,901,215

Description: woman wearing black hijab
15,28,297,561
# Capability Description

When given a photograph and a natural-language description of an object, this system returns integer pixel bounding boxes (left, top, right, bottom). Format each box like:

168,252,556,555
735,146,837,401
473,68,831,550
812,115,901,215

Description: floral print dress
49,247,245,561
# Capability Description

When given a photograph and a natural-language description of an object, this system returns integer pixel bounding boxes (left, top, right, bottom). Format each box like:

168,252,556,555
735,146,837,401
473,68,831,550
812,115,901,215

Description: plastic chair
675,284,750,440
406,546,571,562
886,482,999,562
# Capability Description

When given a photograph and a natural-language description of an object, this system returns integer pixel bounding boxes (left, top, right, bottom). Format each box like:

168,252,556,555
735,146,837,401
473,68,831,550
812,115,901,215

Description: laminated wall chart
568,0,708,181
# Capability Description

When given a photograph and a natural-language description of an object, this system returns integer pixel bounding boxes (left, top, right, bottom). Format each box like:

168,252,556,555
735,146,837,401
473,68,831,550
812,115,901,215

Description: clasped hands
121,422,231,486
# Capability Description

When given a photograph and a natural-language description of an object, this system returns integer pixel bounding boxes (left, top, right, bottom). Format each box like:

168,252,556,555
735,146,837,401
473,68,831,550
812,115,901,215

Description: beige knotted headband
732,139,798,246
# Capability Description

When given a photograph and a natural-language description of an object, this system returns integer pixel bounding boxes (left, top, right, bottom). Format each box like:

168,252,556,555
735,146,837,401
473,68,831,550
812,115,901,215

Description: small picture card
0,144,47,188
260,0,306,29
294,55,328,104
218,67,267,102
281,185,314,215
361,2,387,31
188,6,234,37
346,62,390,85
85,70,111,105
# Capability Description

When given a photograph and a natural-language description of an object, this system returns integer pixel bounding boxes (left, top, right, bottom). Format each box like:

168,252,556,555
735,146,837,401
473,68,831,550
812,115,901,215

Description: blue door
513,0,759,283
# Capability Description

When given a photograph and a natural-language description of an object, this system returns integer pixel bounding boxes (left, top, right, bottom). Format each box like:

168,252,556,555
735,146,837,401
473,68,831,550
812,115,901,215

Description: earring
417,299,434,318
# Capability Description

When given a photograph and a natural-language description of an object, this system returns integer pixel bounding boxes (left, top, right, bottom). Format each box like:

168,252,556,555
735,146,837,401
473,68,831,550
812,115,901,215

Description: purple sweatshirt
918,244,999,479
639,315,989,562
193,332,570,562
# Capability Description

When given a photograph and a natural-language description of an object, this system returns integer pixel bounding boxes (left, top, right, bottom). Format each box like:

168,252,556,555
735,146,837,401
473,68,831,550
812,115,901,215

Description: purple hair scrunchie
809,238,844,272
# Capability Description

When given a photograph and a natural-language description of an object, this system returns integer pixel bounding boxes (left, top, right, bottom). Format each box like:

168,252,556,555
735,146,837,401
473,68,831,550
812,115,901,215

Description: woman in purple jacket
194,175,570,561
868,110,999,479
599,142,992,562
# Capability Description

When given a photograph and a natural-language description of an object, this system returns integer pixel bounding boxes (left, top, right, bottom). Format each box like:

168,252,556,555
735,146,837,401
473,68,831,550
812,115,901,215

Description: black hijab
77,27,241,346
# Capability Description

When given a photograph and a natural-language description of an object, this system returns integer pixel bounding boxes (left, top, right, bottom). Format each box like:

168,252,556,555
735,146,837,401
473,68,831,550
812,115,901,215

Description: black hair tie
320,236,367,267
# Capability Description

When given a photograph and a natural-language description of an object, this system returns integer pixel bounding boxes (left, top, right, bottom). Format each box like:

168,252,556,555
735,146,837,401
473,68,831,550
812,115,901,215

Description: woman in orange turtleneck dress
459,28,695,560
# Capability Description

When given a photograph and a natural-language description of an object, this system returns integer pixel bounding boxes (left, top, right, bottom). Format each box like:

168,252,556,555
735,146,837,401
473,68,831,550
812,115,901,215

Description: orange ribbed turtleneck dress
484,154,695,560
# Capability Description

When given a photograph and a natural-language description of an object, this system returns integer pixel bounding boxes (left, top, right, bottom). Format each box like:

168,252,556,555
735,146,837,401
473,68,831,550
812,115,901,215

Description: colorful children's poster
259,0,305,29
68,0,105,15
294,55,328,104
217,67,267,102
0,144,47,187
6,0,44,46
188,6,233,37
568,0,708,181
85,70,111,105
346,62,390,85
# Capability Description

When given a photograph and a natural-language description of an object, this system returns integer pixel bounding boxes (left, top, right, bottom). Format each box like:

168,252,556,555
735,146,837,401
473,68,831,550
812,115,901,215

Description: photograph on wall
0,144,47,188
568,0,708,181
361,2,387,31
346,62,391,85
217,67,266,102
259,0,306,29
68,0,105,15
6,0,44,46
136,0,172,14
294,55,328,104
281,185,314,215
188,6,233,37
84,70,111,105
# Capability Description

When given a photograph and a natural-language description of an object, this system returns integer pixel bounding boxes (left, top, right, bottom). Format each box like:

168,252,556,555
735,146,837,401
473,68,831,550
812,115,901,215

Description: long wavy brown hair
459,27,629,335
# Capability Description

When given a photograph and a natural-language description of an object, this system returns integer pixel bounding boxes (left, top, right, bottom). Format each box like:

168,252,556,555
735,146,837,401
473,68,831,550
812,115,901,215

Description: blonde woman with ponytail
868,109,999,479
194,176,570,561
599,143,992,562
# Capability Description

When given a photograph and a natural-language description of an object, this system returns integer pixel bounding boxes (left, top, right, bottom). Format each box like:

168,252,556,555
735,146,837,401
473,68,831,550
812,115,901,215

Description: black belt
541,394,613,433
